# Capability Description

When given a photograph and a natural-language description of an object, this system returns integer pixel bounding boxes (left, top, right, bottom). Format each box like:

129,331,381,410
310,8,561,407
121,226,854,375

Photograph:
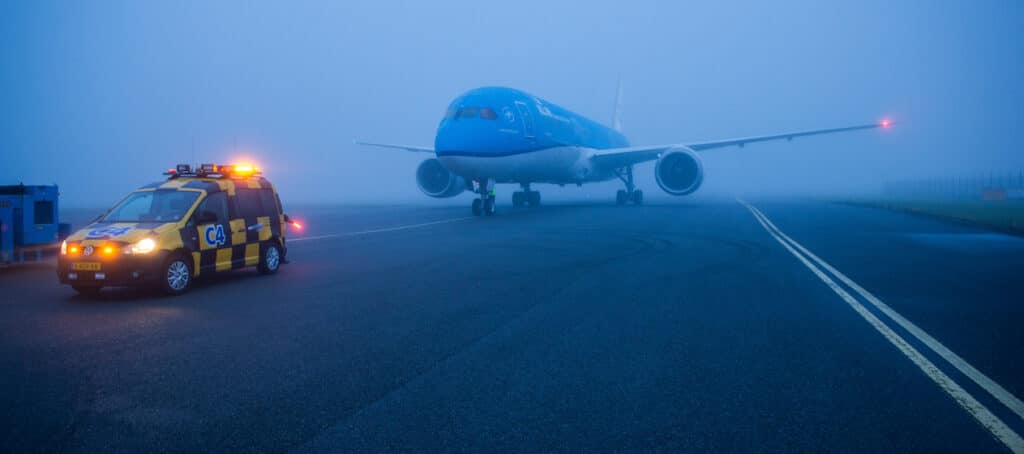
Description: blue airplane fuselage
433,87,629,183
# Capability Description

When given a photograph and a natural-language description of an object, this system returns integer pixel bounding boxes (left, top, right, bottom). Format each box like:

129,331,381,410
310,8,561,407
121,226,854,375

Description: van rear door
234,188,273,266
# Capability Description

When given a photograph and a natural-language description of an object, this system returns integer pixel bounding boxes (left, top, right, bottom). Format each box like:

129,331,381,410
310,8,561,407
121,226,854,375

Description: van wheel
259,243,282,275
72,285,102,297
160,254,193,295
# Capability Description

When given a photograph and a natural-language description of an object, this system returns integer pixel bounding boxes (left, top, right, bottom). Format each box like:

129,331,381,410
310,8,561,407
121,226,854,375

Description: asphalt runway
2,199,1022,452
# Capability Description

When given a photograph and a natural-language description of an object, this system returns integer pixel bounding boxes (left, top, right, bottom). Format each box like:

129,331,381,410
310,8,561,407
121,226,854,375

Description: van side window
197,192,229,222
258,189,280,217
235,188,264,218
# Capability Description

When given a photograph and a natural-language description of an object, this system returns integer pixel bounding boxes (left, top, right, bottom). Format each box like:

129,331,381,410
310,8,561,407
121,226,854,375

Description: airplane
356,85,891,216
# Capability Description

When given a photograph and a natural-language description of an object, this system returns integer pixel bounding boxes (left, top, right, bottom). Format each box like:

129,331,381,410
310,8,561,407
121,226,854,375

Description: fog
3,1,1022,207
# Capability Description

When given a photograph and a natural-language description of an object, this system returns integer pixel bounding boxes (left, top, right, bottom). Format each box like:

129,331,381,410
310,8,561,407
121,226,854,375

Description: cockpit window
447,107,498,120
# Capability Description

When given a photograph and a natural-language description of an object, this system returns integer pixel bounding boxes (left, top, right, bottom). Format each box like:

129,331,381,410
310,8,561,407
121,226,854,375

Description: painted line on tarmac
289,217,474,243
739,199,1024,453
744,201,1024,424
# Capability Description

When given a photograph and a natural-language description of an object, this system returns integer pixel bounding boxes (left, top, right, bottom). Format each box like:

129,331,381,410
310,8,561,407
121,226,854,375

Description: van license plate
72,262,101,271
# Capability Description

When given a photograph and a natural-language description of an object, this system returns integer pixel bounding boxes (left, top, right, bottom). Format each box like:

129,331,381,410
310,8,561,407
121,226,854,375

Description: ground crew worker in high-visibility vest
484,179,496,199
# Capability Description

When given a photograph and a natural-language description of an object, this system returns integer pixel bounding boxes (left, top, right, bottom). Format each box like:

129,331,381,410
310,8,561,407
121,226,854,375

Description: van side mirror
197,211,218,224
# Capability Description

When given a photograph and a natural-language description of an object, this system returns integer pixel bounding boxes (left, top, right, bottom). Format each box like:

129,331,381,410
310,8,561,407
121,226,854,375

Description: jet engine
655,148,704,196
416,158,468,198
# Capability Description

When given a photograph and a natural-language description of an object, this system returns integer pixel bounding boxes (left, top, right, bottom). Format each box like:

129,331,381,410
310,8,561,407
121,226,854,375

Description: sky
2,0,1023,207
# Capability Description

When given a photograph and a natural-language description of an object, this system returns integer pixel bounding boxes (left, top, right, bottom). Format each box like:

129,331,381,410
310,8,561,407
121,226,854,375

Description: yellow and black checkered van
58,164,292,296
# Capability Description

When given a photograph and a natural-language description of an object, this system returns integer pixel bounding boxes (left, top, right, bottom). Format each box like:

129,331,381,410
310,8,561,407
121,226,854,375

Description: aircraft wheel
472,198,482,216
616,190,627,205
632,190,644,205
484,197,496,216
528,191,541,206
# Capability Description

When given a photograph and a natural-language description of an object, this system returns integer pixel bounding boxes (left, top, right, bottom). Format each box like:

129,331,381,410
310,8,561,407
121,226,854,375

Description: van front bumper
57,251,171,287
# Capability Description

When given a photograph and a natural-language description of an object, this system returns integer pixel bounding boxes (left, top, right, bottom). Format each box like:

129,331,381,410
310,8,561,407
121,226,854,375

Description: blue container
0,184,69,265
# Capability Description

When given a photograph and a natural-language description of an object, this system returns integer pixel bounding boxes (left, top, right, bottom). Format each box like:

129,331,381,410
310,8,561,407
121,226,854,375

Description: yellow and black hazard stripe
139,176,282,277
187,217,276,276
188,217,280,274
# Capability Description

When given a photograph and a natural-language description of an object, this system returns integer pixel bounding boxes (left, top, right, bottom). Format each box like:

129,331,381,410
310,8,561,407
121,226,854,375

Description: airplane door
514,100,535,140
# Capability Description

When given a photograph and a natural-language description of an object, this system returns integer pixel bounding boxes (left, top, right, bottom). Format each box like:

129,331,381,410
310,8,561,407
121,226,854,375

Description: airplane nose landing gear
471,197,496,216
472,179,497,216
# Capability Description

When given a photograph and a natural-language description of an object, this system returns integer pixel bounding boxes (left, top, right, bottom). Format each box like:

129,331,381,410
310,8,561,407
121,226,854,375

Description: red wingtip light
881,119,891,128
291,221,303,230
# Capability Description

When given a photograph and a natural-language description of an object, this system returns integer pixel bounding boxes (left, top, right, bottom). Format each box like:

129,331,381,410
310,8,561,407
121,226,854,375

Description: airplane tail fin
611,76,623,133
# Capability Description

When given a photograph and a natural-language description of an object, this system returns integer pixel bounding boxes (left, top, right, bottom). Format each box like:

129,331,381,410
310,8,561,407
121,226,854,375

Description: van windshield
101,190,200,223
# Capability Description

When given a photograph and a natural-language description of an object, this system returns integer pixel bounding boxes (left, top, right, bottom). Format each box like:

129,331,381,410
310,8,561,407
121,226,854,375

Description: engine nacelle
416,158,468,198
655,148,704,196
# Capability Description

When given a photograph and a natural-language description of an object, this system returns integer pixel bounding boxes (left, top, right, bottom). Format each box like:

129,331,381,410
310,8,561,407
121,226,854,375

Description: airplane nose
433,122,461,153
435,119,499,154
434,102,533,155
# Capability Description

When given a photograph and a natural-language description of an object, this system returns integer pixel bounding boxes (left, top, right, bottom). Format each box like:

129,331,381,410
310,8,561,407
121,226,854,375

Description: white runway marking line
748,202,1024,423
289,217,474,243
738,199,1024,453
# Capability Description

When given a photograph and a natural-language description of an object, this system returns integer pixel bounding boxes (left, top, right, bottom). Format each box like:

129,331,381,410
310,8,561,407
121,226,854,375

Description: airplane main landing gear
616,189,643,205
512,183,541,208
614,166,643,205
472,179,497,216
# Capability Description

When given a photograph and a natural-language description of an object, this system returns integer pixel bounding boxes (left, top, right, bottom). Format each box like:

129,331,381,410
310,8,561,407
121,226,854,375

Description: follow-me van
58,164,297,296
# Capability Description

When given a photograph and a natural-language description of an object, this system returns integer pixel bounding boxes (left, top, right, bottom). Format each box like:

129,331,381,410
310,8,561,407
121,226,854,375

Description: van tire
160,253,193,296
259,242,282,275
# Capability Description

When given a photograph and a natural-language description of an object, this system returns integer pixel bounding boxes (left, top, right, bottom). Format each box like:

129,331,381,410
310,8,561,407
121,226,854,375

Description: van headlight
127,238,157,255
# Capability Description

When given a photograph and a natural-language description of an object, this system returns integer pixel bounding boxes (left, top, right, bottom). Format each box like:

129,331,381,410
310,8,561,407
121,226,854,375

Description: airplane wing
353,140,434,153
591,121,890,169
